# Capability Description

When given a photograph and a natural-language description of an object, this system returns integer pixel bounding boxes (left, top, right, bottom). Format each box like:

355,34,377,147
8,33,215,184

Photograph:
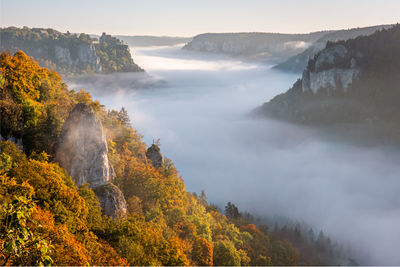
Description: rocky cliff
54,43,102,73
301,45,361,94
255,25,400,128
182,32,327,61
56,103,126,217
274,24,393,72
0,27,143,75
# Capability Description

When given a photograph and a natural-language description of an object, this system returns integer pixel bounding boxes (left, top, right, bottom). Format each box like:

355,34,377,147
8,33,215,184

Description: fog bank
67,45,400,265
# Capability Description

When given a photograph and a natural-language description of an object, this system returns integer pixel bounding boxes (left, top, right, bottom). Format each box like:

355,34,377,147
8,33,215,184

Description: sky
0,0,399,36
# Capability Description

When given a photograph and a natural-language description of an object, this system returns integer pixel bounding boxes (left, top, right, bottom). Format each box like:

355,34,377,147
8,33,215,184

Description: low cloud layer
67,45,400,265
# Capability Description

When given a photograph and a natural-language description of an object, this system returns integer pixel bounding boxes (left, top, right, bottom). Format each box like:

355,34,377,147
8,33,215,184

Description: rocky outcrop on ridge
274,24,392,72
0,27,143,75
301,45,361,94
255,25,400,145
56,103,126,217
146,144,163,168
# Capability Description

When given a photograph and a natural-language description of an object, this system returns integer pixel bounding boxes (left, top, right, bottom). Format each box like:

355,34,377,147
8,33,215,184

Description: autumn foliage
0,51,344,265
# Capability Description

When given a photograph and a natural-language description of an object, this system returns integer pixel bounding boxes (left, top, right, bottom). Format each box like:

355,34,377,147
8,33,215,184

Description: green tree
0,176,53,266
213,239,250,266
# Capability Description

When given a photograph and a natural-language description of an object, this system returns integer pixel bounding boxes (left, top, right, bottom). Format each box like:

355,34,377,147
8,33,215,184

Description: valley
68,43,400,265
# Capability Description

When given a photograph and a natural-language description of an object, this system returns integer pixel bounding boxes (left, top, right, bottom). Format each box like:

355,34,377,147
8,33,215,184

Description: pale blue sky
1,0,399,36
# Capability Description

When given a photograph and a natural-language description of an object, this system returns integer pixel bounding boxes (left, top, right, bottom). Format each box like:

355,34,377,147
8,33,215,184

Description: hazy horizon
1,0,399,37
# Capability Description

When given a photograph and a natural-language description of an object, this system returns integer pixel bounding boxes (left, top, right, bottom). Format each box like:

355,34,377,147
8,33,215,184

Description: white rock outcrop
302,44,361,93
56,103,111,187
302,68,360,94
183,33,313,59
56,103,126,217
54,44,102,73
55,45,73,68
77,43,102,72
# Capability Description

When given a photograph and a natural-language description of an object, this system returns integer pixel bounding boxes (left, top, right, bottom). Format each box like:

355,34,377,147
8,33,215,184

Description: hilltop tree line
0,26,142,75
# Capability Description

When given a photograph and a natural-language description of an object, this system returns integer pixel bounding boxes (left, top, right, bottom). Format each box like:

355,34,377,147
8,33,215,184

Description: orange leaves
12,158,88,224
0,50,306,266
240,223,264,238
192,237,213,266
30,208,91,265
1,141,127,266
1,51,47,101
0,51,73,154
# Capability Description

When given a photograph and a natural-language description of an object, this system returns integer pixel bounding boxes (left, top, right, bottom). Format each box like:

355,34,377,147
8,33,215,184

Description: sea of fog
67,44,400,265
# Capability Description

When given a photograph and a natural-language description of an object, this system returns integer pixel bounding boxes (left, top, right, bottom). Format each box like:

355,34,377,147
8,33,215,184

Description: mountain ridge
255,24,400,145
273,24,394,72
0,27,143,75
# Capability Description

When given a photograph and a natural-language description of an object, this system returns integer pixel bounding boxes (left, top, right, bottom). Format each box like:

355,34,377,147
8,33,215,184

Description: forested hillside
256,25,400,145
0,27,143,75
0,51,348,265
274,24,392,72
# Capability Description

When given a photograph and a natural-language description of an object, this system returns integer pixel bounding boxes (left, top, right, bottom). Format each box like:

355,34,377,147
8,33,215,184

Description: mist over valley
2,1,400,265
67,44,400,264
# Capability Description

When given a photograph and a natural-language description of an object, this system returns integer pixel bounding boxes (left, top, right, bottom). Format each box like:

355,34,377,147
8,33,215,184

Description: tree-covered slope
0,51,348,265
256,25,400,145
0,27,143,75
273,24,393,73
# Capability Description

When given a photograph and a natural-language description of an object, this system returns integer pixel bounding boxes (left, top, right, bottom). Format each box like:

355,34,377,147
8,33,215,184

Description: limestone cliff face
255,45,363,122
56,103,111,187
55,46,72,68
301,45,361,94
54,44,102,73
274,24,393,72
255,24,400,139
182,32,325,60
77,43,102,72
56,103,126,217
0,27,144,75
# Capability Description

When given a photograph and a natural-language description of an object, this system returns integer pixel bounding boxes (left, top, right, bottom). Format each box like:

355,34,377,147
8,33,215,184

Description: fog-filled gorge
67,45,400,265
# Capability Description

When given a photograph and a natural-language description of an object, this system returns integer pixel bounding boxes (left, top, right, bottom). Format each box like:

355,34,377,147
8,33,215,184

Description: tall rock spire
56,103,126,217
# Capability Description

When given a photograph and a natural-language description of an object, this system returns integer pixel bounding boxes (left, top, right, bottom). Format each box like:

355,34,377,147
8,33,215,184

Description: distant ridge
114,35,192,47
273,24,394,72
0,26,144,75
255,24,400,146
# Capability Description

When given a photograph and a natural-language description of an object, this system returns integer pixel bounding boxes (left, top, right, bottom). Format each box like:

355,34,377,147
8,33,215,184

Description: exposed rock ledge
302,68,360,94
56,103,126,217
301,44,361,94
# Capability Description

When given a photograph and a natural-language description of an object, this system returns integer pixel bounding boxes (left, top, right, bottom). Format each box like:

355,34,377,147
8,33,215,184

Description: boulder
93,183,127,217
